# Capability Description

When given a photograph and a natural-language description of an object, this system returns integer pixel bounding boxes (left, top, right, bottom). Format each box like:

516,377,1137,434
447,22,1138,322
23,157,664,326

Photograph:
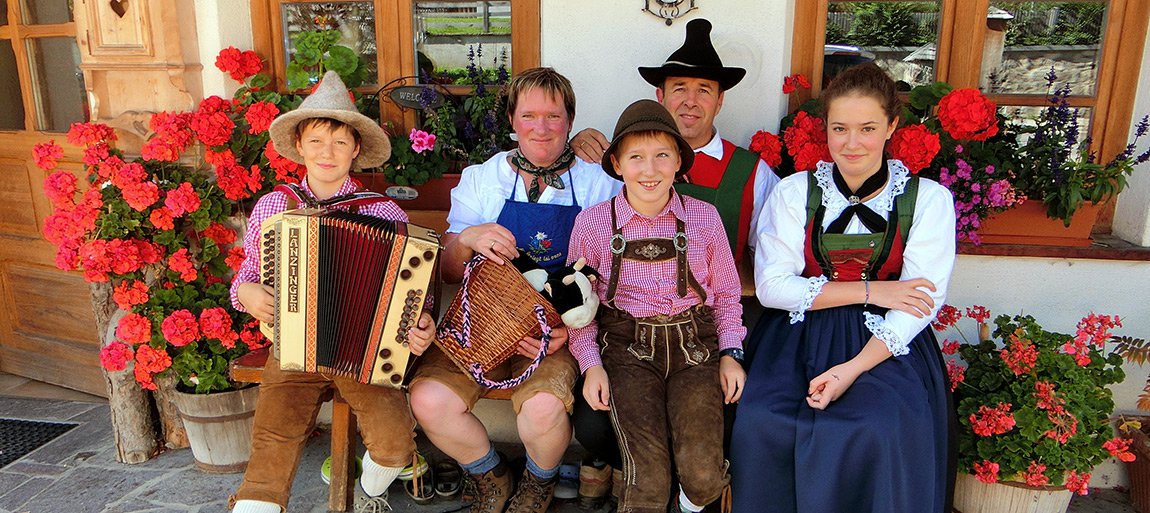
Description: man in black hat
572,18,779,269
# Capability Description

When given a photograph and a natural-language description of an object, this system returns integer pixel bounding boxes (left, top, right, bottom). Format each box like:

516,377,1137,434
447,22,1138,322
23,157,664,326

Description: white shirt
753,160,957,356
697,131,781,251
446,150,623,233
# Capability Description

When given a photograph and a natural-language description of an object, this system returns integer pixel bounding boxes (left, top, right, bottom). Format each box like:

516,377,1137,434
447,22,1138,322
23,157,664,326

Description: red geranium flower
161,309,201,347
244,100,279,134
200,307,239,348
1064,470,1090,495
116,313,153,345
937,89,999,141
43,171,79,209
215,47,263,82
113,280,151,311
32,141,65,171
99,342,135,372
225,246,246,271
887,124,940,173
66,122,117,147
783,111,831,172
167,248,199,283
164,182,202,217
749,130,783,168
135,344,172,373
973,460,999,484
1022,461,1049,487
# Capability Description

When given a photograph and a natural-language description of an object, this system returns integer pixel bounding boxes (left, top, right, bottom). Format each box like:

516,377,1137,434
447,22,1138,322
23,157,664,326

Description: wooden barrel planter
954,473,1073,513
171,385,259,473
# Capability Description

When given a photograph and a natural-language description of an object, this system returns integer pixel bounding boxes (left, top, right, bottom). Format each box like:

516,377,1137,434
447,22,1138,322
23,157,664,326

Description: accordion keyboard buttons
400,269,413,280
380,348,392,359
423,250,435,261
390,374,403,384
409,256,421,268
382,362,394,372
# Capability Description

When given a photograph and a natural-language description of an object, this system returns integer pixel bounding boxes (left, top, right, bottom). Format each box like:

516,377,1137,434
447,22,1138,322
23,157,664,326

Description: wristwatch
720,348,745,363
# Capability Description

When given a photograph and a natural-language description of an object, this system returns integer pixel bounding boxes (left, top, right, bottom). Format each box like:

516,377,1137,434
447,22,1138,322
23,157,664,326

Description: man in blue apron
408,67,621,513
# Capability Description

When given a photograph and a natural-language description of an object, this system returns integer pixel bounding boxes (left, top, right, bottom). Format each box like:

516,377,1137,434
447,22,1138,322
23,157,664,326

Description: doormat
0,418,78,467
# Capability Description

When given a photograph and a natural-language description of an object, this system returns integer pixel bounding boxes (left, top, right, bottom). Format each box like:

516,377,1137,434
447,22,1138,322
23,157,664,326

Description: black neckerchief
511,146,574,203
826,162,889,234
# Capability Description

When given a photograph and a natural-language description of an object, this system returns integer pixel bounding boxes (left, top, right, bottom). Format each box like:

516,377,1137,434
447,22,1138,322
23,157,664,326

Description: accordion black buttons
400,269,412,280
380,348,392,358
409,256,421,268
423,250,435,261
381,362,394,372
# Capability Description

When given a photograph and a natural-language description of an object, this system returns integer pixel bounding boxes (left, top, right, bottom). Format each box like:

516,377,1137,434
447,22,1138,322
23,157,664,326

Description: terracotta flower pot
953,473,1073,513
976,201,1102,247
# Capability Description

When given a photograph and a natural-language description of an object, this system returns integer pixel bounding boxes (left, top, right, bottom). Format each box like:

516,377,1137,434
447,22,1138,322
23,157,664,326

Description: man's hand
237,282,275,323
518,325,568,358
571,128,609,164
456,223,519,265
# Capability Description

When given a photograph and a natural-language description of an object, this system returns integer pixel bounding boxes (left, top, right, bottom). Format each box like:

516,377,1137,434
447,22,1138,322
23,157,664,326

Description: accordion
258,208,440,388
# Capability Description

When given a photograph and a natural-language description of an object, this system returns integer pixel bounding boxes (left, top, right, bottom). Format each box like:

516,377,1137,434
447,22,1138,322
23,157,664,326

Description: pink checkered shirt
566,191,745,373
229,177,410,312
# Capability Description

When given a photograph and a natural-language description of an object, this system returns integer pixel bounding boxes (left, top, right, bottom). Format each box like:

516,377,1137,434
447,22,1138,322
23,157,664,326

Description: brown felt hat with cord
268,71,391,168
601,99,695,180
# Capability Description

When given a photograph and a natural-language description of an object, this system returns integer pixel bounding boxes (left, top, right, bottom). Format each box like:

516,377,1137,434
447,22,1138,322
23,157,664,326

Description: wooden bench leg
329,396,358,512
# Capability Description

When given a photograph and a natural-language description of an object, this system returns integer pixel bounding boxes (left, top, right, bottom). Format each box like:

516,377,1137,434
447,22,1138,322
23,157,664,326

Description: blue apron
495,169,581,273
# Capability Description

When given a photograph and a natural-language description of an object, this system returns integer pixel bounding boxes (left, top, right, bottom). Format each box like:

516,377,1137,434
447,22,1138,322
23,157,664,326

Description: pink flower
945,361,965,392
161,309,200,347
167,248,198,283
113,280,150,311
164,182,202,217
99,342,135,372
409,129,437,154
200,307,239,348
43,172,79,209
32,141,65,171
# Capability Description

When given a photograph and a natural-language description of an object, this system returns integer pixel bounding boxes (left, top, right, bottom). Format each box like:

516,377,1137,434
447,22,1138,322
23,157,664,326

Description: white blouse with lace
753,159,957,357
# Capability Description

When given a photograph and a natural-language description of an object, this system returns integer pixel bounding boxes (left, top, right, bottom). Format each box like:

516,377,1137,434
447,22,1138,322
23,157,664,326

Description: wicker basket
435,255,560,389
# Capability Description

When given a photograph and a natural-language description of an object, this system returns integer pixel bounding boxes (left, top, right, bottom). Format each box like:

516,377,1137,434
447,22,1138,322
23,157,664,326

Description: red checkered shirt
566,190,745,373
229,177,410,312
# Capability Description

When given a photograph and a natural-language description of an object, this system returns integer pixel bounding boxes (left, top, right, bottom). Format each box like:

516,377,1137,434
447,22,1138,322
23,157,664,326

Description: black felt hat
637,19,746,91
601,99,695,180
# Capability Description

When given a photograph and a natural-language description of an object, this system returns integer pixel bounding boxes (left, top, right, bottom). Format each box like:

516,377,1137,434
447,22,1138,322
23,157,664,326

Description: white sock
232,499,282,513
679,487,704,512
360,450,405,497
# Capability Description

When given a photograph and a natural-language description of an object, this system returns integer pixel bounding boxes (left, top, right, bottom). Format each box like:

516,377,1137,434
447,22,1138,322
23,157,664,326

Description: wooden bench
230,346,512,512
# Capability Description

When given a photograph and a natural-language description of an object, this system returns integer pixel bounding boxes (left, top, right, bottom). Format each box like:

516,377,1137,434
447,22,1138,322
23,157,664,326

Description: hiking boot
577,461,612,510
468,461,513,513
505,469,558,513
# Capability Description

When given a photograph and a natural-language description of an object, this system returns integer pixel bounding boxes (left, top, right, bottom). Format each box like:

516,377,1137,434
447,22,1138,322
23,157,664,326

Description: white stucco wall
539,0,791,147
945,255,1150,487
1113,30,1150,246
193,0,254,99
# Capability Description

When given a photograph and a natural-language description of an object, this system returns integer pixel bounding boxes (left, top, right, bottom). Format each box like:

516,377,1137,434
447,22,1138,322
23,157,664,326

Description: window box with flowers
933,305,1135,513
32,47,308,468
747,70,1149,247
354,44,513,213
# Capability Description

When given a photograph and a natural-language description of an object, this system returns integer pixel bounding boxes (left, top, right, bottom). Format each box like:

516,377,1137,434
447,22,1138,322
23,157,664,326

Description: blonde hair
505,67,576,121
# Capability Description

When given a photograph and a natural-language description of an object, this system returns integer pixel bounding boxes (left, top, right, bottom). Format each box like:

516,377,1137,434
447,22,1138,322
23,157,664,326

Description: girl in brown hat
566,99,746,513
230,71,436,513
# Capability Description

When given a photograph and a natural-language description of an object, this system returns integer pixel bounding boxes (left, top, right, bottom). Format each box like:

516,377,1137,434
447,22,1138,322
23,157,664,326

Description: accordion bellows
259,208,440,387
436,256,561,389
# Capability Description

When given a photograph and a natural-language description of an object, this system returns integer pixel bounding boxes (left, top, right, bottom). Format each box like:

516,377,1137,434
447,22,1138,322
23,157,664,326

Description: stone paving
0,395,1138,512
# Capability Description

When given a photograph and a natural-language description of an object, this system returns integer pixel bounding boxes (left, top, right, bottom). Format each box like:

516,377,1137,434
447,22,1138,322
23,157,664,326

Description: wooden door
0,1,105,396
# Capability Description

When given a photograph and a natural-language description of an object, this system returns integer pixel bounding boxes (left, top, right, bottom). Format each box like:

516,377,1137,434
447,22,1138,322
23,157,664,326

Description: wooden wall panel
77,0,153,57
0,160,42,239
4,263,100,346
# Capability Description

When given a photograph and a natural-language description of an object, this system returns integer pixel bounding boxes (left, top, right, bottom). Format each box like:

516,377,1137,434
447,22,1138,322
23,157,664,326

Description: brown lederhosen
600,197,729,513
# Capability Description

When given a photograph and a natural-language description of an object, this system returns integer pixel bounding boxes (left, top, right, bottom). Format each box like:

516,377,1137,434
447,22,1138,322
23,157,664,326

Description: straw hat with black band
268,70,391,169
637,18,746,91
601,99,695,180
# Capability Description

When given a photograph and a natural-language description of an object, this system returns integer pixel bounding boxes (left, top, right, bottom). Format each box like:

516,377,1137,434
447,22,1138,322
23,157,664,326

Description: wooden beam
788,0,826,112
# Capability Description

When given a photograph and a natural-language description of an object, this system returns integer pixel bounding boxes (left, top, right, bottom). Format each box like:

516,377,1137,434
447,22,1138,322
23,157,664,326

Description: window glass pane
0,39,26,130
415,1,512,84
825,1,941,90
281,2,377,88
984,2,1104,95
27,37,87,132
20,0,74,24
1001,105,1093,154
1,2,8,25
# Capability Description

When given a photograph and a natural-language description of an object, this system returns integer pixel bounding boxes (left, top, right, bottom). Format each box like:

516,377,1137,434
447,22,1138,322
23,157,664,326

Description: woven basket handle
468,304,552,390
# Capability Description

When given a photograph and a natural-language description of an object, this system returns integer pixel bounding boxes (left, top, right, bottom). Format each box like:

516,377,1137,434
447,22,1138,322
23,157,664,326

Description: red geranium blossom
190,100,235,147
225,246,246,271
783,111,831,172
749,130,783,168
1104,437,1136,462
215,46,263,82
1022,461,1049,487
134,366,157,391
66,122,117,147
164,182,202,217
199,222,237,246
161,309,201,347
265,140,306,183
116,313,153,345
970,402,1016,437
244,100,279,134
937,88,999,141
887,124,940,173
32,141,64,171
99,342,135,372
200,307,239,348
932,304,963,331
945,360,965,392
973,460,999,484
167,248,199,283
121,181,161,212
999,334,1039,375
782,73,811,94
135,344,172,373
43,172,79,209
1064,470,1090,495
113,280,150,311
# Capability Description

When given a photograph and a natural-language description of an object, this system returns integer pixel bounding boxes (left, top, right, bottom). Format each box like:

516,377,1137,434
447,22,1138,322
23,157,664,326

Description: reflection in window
1002,105,1094,155
27,37,87,132
0,40,26,130
983,2,1104,95
20,0,73,25
824,1,941,89
414,1,511,84
281,2,377,87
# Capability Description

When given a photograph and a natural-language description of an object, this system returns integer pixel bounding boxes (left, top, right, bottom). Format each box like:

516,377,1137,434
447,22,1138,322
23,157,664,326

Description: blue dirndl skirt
729,305,954,513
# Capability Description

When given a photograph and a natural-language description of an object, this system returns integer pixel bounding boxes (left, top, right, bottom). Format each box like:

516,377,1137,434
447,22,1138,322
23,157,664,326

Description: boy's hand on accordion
237,283,276,324
407,311,436,356
582,366,611,411
518,325,568,358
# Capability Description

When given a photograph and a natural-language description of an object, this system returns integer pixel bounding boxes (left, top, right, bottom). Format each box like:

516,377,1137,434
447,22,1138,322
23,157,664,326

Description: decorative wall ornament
644,0,697,26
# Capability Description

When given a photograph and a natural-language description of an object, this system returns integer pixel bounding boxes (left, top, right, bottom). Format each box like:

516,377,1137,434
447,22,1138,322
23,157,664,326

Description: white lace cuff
864,312,909,356
789,275,828,324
